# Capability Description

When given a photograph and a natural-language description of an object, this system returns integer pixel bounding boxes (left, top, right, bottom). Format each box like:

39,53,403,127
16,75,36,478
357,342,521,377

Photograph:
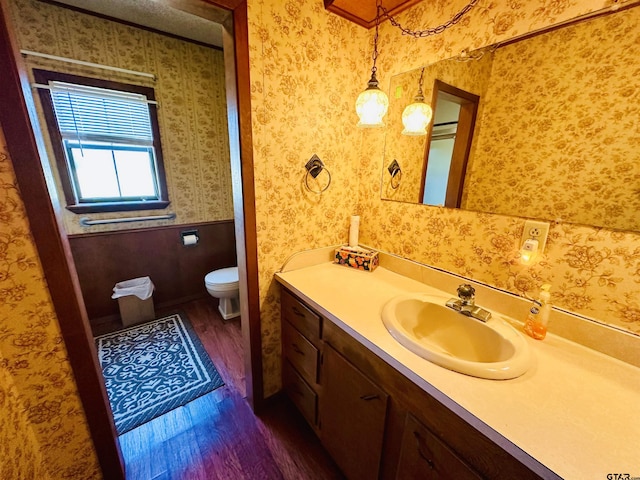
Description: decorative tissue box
334,246,379,272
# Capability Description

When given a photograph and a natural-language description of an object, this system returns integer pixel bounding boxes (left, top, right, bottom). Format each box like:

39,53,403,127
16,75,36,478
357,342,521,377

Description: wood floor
102,298,344,480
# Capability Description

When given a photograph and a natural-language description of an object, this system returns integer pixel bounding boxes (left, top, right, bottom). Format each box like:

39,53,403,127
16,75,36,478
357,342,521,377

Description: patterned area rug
95,313,224,435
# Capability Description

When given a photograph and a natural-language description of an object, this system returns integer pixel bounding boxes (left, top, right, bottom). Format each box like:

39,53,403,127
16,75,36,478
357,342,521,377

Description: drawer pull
291,343,305,355
291,307,306,318
413,431,435,469
359,394,380,401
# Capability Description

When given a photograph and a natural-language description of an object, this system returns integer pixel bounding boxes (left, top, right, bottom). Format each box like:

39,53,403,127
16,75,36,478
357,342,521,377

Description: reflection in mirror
382,45,494,205
381,4,640,232
420,81,479,208
387,159,402,190
423,93,459,205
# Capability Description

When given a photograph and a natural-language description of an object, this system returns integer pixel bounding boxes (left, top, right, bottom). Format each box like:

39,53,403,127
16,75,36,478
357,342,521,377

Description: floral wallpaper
8,0,232,235
0,129,101,477
247,0,368,395
462,6,640,231
382,48,494,203
247,0,640,396
0,363,52,480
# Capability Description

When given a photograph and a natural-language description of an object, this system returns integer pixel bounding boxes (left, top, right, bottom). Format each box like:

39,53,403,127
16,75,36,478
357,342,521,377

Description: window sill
66,201,170,214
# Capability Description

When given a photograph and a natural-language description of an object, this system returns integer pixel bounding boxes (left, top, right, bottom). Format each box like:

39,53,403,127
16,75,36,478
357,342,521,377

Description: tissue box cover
334,247,379,272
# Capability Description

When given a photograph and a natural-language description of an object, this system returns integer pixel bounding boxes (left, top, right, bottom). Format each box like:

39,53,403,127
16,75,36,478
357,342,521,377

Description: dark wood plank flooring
100,298,344,480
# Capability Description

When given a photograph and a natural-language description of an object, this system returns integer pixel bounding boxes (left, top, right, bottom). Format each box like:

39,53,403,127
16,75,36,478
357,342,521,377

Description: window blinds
49,81,154,144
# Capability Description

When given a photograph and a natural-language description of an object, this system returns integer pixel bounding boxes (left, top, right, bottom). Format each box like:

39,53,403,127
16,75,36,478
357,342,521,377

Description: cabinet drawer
281,290,320,342
282,320,319,385
283,360,317,426
396,414,481,480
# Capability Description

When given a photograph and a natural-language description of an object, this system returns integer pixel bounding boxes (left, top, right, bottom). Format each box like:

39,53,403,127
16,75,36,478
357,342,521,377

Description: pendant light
353,0,479,130
355,3,388,128
401,68,432,136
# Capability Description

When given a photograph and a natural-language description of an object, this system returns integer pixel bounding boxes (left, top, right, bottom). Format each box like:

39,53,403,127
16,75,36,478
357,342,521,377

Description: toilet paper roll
183,234,198,246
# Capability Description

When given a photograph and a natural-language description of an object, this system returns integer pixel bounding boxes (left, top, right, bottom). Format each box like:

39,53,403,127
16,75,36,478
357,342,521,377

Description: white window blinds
49,81,154,144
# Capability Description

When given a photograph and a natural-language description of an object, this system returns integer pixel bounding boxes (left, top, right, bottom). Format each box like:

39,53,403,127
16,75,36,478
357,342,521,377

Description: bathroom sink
381,294,531,380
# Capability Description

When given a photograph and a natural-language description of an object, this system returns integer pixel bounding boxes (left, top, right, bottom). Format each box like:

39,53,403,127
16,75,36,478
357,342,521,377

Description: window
34,70,169,213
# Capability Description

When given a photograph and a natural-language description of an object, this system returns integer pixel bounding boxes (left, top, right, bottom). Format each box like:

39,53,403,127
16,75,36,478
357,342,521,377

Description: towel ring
304,155,332,194
388,159,402,190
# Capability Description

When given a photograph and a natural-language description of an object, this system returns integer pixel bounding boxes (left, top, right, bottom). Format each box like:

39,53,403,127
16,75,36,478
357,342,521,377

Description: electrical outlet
521,220,550,254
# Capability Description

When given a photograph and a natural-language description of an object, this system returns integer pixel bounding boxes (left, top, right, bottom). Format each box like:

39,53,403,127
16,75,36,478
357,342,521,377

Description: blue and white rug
95,313,224,435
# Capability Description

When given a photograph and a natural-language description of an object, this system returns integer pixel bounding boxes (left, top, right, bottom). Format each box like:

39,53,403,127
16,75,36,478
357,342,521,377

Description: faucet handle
457,284,475,304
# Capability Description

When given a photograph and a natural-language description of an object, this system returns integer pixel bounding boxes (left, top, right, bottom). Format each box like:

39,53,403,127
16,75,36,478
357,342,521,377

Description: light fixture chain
371,4,381,73
380,0,479,38
417,67,425,96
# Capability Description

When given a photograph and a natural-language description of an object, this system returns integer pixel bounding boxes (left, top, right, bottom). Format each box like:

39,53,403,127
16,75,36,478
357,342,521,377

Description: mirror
381,4,640,232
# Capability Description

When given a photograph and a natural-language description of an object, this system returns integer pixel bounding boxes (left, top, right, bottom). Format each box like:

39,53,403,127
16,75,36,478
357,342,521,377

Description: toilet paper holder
180,230,199,247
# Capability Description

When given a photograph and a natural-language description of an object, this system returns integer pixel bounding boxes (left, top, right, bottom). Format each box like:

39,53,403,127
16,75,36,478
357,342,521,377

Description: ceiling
324,0,422,28
50,0,228,47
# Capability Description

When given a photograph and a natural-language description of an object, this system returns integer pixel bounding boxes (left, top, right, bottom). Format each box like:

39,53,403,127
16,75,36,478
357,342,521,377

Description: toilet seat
205,267,238,290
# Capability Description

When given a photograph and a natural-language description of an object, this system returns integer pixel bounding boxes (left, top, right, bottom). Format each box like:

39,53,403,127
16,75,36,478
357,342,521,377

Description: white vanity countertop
275,262,640,479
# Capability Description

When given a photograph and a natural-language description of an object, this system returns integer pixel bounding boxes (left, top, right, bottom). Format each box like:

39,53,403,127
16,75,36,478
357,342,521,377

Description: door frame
419,80,479,208
0,1,260,478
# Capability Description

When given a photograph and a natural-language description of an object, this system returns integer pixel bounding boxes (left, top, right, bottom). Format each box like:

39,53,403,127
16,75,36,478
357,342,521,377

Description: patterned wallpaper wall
462,7,640,231
248,0,640,396
0,129,100,478
247,0,368,395
0,363,52,480
8,0,232,235
359,0,640,335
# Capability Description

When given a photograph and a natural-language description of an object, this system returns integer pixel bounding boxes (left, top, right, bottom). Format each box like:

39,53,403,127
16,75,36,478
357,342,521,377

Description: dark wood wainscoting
68,220,236,328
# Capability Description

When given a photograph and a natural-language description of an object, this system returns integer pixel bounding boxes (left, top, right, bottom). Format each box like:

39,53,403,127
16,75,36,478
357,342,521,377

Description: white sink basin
381,294,531,380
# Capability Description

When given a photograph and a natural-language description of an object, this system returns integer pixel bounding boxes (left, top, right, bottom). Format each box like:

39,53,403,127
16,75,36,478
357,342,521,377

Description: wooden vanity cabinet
281,290,322,429
396,414,482,480
320,345,388,480
321,318,555,480
280,287,557,480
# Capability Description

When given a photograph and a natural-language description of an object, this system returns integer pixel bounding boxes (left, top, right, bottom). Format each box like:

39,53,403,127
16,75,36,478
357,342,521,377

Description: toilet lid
205,267,239,287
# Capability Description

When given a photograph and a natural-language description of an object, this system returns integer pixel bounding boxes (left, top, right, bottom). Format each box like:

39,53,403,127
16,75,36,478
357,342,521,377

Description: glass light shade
401,101,433,136
356,86,389,128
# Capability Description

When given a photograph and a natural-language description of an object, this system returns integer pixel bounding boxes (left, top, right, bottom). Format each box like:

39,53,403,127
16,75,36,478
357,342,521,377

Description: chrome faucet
445,284,492,322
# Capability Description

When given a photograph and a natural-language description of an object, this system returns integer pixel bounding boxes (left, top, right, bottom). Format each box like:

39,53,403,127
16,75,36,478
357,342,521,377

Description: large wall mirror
381,4,640,232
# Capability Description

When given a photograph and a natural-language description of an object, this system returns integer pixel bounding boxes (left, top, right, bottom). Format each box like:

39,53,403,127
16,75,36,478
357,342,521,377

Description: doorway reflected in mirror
420,81,478,208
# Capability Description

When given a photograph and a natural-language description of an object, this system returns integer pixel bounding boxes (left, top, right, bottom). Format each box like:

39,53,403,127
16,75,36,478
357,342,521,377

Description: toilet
204,267,240,320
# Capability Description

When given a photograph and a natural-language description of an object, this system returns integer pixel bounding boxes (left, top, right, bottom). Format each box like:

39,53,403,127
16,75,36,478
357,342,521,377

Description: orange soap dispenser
523,284,552,340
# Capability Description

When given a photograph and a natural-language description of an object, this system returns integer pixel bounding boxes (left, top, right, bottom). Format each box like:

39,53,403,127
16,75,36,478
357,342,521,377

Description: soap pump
523,284,552,340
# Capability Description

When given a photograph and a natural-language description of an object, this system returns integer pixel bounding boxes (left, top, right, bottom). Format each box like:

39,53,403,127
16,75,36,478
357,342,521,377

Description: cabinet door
320,345,388,480
396,414,481,480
